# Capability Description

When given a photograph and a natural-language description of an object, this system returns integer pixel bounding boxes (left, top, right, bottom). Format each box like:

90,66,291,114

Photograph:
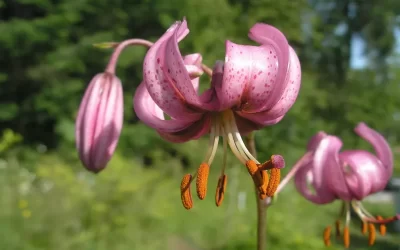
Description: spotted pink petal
214,41,262,110
235,47,301,125
75,73,123,173
143,20,204,121
133,83,196,133
354,122,393,180
247,23,290,111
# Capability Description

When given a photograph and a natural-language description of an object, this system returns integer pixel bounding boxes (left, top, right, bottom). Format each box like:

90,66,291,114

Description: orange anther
265,168,281,197
196,163,210,200
180,174,193,210
361,221,367,235
215,174,227,207
245,160,267,192
245,160,258,175
258,170,269,195
376,215,386,236
335,220,341,238
323,226,332,247
368,223,376,246
343,226,350,248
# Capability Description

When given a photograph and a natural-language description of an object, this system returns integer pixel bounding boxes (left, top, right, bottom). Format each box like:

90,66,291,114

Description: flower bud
75,72,123,173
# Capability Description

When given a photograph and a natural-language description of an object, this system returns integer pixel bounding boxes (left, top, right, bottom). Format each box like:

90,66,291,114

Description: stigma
322,201,399,248
180,109,285,210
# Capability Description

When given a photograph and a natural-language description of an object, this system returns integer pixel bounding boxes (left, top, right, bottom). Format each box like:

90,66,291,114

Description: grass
0,140,399,250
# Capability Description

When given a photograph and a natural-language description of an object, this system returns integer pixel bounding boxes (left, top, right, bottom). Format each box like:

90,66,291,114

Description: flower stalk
246,132,268,250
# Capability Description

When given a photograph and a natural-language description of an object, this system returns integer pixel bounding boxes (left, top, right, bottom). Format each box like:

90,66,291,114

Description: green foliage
0,154,399,250
0,129,22,153
2,0,400,249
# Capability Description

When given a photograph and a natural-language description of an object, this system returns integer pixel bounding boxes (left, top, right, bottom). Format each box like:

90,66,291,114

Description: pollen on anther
265,168,281,197
323,226,331,247
368,223,376,246
258,170,269,196
196,163,210,200
376,215,386,236
343,226,350,248
180,174,193,210
245,160,258,175
361,221,367,235
215,174,228,207
245,160,265,190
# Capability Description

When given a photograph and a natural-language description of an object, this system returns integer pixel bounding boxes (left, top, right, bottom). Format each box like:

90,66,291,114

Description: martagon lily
133,19,300,209
75,18,301,209
292,122,399,248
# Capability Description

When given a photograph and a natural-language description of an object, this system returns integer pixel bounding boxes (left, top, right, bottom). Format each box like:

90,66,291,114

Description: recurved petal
314,136,353,201
234,111,284,133
183,53,202,67
213,41,254,110
307,131,328,151
133,82,196,133
340,150,387,198
234,46,301,123
354,122,393,179
183,53,203,92
247,23,290,111
75,73,123,173
143,19,204,121
294,155,336,204
158,115,211,143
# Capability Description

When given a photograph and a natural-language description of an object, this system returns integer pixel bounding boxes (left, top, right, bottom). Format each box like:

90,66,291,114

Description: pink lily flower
133,19,301,209
293,122,399,248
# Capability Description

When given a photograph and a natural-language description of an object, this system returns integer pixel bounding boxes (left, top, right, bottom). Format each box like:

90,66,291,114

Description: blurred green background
1,0,400,249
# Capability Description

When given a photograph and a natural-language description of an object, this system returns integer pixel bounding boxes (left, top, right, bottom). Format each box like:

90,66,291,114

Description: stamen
223,110,258,163
196,163,210,200
180,174,193,210
221,135,228,175
376,215,386,236
265,168,281,197
259,170,269,196
221,122,247,165
204,118,220,165
335,220,341,238
353,200,400,224
345,202,351,226
245,160,265,187
215,174,227,207
343,226,350,248
368,223,376,246
361,221,367,235
323,226,332,247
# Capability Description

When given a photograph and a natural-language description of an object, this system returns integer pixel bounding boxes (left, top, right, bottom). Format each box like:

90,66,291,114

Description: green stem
247,133,268,250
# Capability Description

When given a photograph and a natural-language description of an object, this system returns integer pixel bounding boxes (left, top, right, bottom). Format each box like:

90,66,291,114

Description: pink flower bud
75,73,123,173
